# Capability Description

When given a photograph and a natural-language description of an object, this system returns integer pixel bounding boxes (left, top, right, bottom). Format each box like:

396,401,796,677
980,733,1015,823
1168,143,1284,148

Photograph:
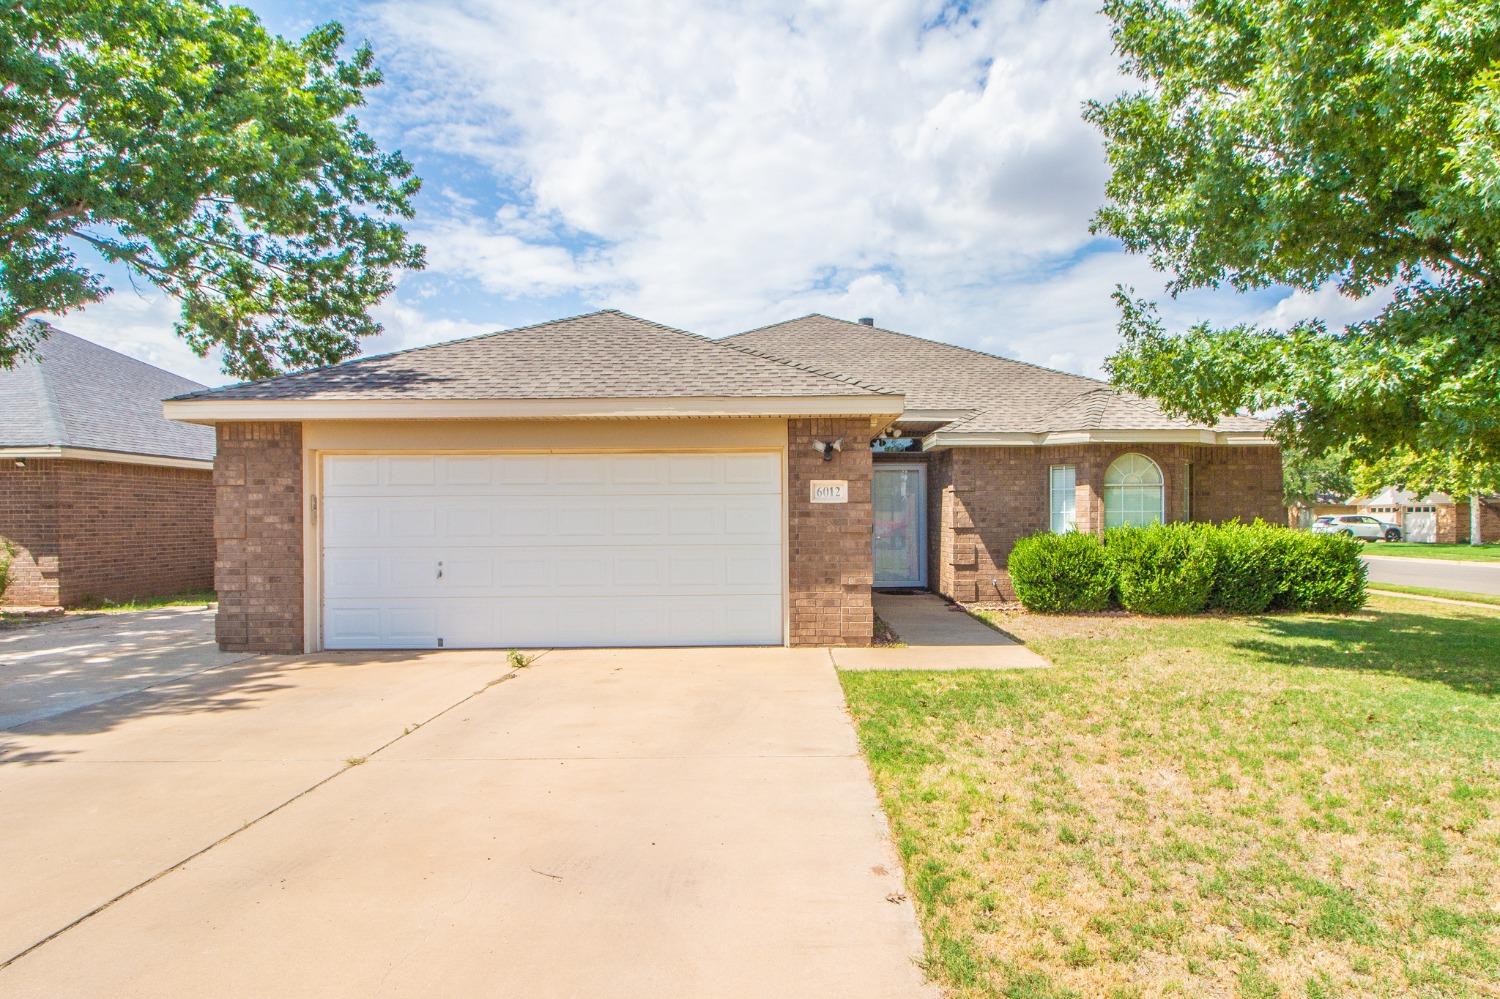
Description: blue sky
55,0,1385,388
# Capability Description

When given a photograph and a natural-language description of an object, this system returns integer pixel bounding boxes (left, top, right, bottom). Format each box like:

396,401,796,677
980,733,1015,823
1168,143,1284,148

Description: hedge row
1007,522,1367,615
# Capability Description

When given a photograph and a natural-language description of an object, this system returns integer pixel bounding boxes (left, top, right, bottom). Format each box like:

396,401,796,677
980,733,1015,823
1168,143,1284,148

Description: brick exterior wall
787,417,875,646
214,423,304,653
1444,499,1499,544
0,458,213,607
930,443,1285,603
0,459,63,606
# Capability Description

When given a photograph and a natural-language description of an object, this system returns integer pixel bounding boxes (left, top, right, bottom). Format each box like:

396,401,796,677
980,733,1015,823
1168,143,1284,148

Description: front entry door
873,464,927,587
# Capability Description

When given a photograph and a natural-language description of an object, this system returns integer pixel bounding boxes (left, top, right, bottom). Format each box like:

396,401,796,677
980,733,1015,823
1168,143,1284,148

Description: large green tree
1087,0,1500,485
0,0,423,378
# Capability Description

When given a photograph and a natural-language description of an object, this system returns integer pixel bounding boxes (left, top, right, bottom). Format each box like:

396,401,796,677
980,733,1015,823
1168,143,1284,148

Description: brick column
214,422,303,653
787,417,874,646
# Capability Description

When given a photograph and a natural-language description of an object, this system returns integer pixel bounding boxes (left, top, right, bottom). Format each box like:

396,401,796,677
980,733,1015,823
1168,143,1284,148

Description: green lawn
1364,542,1500,562
841,596,1500,998
1368,583,1500,608
72,589,217,612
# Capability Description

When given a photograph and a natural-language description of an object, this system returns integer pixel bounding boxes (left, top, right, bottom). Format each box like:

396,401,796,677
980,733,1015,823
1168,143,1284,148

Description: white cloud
41,292,228,387
412,219,619,298
368,0,1133,359
39,0,1396,389
1257,283,1395,332
40,284,496,386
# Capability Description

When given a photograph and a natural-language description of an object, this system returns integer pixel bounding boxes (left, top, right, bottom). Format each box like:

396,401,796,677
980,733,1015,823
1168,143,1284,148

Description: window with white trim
1104,453,1165,528
1049,465,1076,533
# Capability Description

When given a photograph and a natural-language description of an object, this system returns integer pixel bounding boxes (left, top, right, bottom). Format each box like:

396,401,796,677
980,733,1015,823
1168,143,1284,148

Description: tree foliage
1087,0,1500,471
0,0,423,377
1348,448,1500,500
1282,445,1355,505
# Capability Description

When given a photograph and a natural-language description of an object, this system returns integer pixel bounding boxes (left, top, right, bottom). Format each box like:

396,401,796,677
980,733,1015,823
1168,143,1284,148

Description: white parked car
1311,514,1402,542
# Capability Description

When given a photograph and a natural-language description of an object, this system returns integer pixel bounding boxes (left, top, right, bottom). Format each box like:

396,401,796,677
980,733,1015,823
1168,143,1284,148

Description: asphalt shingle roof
174,311,896,403
725,315,1267,436
0,325,215,462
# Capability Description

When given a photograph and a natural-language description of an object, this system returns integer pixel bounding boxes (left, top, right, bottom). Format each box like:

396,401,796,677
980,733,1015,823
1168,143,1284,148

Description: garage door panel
321,452,783,649
723,451,780,485
443,506,493,537
386,456,437,485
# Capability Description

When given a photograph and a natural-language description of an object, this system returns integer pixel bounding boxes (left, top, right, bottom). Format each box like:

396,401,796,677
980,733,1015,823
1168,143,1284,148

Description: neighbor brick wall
0,459,63,606
55,461,214,605
214,422,304,653
787,417,875,646
0,458,213,607
933,443,1285,603
1446,499,1500,544
1480,498,1500,544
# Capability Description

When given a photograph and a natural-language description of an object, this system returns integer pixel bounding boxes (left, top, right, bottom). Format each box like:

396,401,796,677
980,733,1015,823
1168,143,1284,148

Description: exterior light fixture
13,458,25,468
811,438,843,462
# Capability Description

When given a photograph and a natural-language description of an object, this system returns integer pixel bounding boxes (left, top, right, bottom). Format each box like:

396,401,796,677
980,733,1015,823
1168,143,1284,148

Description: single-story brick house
1354,487,1499,544
165,311,1283,654
1,326,216,607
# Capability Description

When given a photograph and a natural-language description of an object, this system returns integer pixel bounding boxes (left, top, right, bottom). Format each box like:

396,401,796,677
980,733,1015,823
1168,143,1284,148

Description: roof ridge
565,309,898,397
734,313,1111,391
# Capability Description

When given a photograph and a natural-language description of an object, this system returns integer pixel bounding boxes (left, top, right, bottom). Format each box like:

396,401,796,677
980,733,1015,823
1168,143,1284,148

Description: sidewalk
830,592,1049,671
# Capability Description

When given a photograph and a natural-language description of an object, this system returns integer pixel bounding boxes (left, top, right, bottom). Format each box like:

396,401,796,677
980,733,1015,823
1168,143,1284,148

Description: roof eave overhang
0,445,214,471
163,394,906,425
921,428,1274,449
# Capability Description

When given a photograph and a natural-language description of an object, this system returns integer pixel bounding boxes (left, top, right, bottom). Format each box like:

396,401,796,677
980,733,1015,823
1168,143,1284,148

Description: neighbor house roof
0,325,215,465
724,315,1269,444
1354,487,1457,507
166,310,903,422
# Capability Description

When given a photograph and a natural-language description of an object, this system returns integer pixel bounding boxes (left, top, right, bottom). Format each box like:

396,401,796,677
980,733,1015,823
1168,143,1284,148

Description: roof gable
0,326,215,462
725,314,1267,437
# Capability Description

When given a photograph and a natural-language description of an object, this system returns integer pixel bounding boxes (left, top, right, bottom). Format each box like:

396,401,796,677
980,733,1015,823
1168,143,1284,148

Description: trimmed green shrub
1005,522,1365,617
1206,521,1284,613
1105,523,1219,615
0,536,13,601
1007,531,1115,612
1271,529,1368,612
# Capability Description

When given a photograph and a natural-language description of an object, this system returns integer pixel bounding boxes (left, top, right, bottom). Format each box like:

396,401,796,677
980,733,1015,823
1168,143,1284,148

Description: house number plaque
810,480,849,504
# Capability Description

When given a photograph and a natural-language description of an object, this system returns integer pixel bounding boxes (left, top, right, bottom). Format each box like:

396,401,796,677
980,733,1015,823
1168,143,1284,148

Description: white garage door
1405,509,1437,543
321,453,783,649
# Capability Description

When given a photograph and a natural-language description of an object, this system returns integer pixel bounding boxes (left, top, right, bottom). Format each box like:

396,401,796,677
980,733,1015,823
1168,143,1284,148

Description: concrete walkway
832,592,1048,670
0,606,250,730
0,645,935,998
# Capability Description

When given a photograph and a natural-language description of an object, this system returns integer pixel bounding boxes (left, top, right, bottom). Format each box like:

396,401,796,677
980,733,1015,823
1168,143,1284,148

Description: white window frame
1049,464,1076,533
1103,452,1166,529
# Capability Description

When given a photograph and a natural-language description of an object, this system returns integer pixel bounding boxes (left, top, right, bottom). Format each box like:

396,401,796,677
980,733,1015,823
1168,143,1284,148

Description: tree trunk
1473,494,1483,546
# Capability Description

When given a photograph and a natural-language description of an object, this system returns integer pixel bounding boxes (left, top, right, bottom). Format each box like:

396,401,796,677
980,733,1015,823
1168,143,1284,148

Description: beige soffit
164,394,905,425
0,445,215,471
921,428,1275,449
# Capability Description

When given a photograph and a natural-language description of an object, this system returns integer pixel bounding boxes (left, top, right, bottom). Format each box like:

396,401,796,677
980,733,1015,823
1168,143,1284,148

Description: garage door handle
436,561,444,580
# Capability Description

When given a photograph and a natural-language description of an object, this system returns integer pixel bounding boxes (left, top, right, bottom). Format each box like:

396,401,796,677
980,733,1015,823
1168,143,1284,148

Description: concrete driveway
0,634,934,997
0,605,249,729
1363,553,1500,595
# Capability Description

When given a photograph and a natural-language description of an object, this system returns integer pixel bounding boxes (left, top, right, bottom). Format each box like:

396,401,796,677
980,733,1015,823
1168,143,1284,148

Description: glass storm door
873,464,926,587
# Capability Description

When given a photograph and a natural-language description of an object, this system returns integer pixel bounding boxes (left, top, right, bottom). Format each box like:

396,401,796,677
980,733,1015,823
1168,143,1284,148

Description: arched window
1104,453,1164,528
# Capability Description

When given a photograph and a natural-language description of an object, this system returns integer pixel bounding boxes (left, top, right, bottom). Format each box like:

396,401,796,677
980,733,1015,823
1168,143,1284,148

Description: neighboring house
0,326,216,607
164,310,1282,655
1352,487,1499,544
